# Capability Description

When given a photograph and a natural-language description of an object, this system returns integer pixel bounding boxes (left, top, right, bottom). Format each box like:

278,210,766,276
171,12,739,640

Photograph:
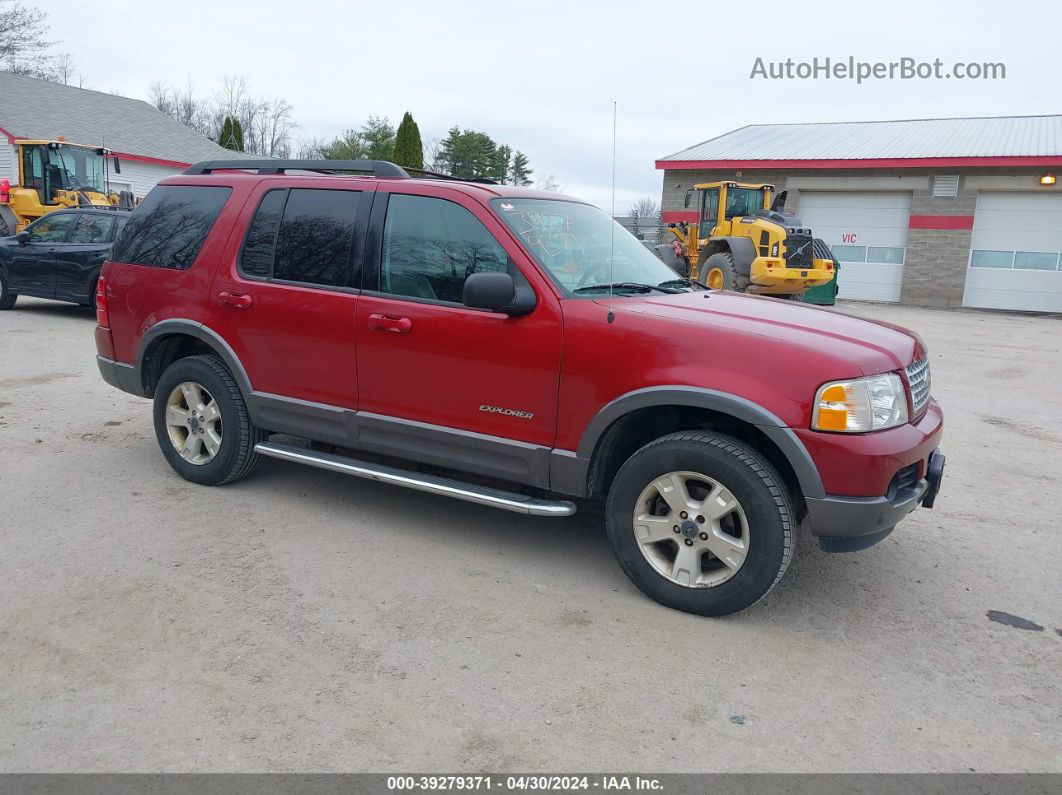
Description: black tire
772,291,805,301
699,251,749,292
605,431,794,617
83,276,99,307
0,270,17,310
0,215,10,237
152,355,266,486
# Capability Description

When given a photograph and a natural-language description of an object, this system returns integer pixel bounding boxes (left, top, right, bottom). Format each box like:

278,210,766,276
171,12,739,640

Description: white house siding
107,158,183,201
0,143,16,185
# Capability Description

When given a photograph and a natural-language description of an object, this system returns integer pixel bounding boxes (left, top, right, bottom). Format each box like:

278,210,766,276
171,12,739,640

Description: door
8,212,76,296
962,192,1062,312
356,190,563,480
798,192,912,302
209,185,369,412
54,212,115,302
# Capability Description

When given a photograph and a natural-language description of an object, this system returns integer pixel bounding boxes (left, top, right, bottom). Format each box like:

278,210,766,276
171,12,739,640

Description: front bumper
807,449,946,552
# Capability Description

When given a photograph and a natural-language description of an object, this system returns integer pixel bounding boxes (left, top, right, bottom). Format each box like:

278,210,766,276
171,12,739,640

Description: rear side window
111,185,231,269
238,188,360,288
69,213,115,244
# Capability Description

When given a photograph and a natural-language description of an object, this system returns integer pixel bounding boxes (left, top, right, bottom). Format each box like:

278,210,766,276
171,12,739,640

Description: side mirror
462,271,535,316
683,189,693,208
113,155,121,174
15,231,29,246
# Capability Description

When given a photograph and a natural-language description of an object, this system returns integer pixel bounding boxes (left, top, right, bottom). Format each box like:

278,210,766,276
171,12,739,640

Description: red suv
95,159,944,616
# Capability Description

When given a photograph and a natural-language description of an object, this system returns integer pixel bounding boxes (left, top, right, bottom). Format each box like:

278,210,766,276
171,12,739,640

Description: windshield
491,198,687,295
50,146,107,193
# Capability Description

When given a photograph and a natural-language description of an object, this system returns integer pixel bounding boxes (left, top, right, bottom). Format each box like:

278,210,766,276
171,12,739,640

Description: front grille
784,232,814,269
906,357,931,415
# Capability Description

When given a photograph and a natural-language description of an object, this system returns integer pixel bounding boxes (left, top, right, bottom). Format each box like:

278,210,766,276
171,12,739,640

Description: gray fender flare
136,319,254,397
575,385,825,499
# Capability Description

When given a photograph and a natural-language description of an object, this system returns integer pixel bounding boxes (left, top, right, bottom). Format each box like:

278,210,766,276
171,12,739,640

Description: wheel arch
702,237,756,276
578,387,824,510
137,319,253,399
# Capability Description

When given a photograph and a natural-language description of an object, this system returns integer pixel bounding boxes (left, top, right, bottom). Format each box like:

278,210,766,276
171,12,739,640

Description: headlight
812,373,908,432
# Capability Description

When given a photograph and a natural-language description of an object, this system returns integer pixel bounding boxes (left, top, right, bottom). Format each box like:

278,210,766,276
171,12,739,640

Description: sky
44,0,1062,210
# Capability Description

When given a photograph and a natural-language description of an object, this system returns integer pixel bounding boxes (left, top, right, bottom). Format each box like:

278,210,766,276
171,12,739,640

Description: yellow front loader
665,181,834,298
1,139,127,236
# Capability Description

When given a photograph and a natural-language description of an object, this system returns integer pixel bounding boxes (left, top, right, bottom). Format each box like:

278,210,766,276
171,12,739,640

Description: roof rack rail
404,167,498,185
183,159,411,178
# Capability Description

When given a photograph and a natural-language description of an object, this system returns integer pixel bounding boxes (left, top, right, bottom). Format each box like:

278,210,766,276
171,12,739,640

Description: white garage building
0,71,255,202
658,115,1062,312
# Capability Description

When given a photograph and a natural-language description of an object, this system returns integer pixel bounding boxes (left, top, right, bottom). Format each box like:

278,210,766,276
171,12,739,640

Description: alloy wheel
165,381,223,465
632,470,749,587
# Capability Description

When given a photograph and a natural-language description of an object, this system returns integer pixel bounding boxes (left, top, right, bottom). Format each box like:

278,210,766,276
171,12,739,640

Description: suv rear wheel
152,355,266,485
605,431,794,616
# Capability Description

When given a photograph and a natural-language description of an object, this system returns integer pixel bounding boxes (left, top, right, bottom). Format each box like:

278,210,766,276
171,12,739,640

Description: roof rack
404,167,498,185
183,159,411,178
183,159,500,185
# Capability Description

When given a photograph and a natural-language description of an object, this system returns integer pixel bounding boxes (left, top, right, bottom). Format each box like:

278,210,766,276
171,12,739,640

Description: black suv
0,208,131,310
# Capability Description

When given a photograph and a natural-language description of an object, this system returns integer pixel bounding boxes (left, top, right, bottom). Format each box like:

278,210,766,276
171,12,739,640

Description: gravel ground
0,298,1059,773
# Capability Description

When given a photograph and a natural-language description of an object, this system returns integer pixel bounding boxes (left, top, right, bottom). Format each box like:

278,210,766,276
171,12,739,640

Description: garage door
962,193,1062,312
798,192,912,302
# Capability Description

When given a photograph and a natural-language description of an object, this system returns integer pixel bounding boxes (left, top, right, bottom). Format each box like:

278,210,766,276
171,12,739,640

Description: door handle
218,291,253,309
368,313,412,334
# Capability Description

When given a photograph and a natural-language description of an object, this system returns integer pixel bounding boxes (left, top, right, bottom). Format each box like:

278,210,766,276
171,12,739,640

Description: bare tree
292,137,327,160
253,97,295,157
535,174,562,192
630,196,658,221
423,136,446,172
148,75,298,158
0,0,73,82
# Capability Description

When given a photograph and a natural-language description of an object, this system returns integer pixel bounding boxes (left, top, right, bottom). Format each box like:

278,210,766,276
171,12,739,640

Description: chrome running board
254,441,577,517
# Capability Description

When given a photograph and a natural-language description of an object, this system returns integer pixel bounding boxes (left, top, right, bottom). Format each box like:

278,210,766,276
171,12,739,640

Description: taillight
95,274,109,327
0,178,9,203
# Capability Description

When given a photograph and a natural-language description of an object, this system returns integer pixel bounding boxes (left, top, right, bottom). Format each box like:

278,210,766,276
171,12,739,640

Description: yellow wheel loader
0,139,128,236
663,181,834,298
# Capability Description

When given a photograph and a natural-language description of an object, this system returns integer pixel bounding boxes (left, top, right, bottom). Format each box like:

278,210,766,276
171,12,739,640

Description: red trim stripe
909,214,974,230
661,210,699,223
112,151,190,169
656,156,1062,170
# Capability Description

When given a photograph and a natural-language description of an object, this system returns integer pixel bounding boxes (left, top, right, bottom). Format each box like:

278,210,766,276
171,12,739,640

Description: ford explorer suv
94,159,944,616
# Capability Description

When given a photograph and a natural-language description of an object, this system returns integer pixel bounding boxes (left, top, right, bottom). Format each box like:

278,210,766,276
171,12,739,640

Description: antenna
607,100,617,324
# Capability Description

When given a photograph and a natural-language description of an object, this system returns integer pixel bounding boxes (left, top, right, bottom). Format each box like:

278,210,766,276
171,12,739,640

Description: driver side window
27,213,75,243
380,194,516,304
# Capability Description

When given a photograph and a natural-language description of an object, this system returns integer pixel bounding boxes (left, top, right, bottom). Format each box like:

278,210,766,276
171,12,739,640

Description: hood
604,291,920,376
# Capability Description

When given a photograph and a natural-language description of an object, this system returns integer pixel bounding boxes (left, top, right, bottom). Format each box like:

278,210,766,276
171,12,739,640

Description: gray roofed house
658,115,1062,164
657,114,1062,313
0,71,257,199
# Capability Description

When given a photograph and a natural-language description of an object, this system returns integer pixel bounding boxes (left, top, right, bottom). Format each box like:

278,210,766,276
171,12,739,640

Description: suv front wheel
605,431,795,616
152,355,266,486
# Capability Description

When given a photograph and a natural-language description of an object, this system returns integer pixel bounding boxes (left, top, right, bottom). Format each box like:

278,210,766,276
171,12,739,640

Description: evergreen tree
392,111,424,170
219,115,243,151
360,116,396,160
508,151,532,186
489,144,510,184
